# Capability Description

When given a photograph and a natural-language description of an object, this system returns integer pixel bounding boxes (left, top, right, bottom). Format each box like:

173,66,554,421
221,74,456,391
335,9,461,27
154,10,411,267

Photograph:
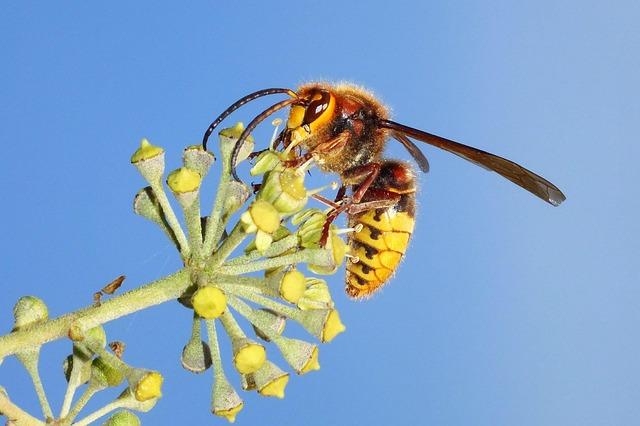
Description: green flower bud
257,168,308,214
251,309,286,342
212,377,243,423
91,356,125,388
219,122,254,164
13,296,48,331
253,361,290,399
272,336,320,375
183,145,215,177
181,340,212,374
250,150,282,176
297,278,334,310
102,410,141,426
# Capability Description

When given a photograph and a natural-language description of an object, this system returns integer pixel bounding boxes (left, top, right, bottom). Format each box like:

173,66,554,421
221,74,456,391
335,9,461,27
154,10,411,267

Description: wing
391,131,430,173
380,119,566,206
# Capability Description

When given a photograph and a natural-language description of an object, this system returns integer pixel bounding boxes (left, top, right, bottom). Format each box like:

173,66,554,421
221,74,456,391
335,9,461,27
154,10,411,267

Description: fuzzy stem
64,382,100,423
183,194,204,260
0,390,44,425
220,285,301,322
72,399,122,426
224,234,298,265
202,156,232,256
217,249,332,275
206,223,246,269
150,181,191,259
205,319,224,381
59,354,85,418
218,310,246,340
17,352,53,420
0,270,190,359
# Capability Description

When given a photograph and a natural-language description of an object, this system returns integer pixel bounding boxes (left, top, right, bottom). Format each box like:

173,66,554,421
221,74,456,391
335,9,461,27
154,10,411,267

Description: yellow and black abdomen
345,161,417,299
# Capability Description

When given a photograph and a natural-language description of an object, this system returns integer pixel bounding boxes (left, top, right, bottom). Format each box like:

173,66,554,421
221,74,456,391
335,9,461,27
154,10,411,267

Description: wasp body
202,82,565,298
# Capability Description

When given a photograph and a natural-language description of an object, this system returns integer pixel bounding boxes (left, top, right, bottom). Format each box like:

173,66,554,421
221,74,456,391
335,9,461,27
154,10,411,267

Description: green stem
64,382,100,423
0,390,44,425
150,181,191,259
59,354,86,418
206,223,246,269
205,319,224,381
224,234,298,265
72,400,122,426
16,350,53,420
202,159,231,256
220,284,301,322
182,194,203,260
217,249,332,275
0,270,190,359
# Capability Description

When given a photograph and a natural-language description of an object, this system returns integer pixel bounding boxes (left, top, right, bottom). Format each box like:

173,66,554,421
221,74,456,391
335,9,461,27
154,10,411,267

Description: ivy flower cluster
0,121,349,425
131,122,347,422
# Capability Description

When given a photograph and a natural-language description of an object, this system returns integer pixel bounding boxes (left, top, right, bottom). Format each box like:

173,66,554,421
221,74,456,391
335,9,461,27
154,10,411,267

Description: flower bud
222,181,250,216
299,309,346,343
251,361,290,399
73,325,107,360
181,340,212,374
183,145,215,177
250,150,281,176
91,356,125,388
257,168,308,214
192,286,227,319
114,388,159,413
279,270,306,303
240,200,280,234
212,378,243,423
231,338,266,374
273,336,320,375
251,309,286,342
62,354,91,384
129,370,163,402
167,167,201,193
103,410,141,426
131,139,165,183
219,122,254,164
297,278,334,310
12,296,48,331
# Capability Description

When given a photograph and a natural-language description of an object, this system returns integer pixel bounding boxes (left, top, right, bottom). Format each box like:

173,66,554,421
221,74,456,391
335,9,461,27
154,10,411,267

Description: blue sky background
1,1,638,425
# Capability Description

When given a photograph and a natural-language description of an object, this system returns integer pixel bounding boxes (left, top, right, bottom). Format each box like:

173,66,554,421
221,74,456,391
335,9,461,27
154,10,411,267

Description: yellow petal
134,372,163,401
322,309,346,343
234,343,266,374
192,287,226,319
259,374,289,399
131,139,164,163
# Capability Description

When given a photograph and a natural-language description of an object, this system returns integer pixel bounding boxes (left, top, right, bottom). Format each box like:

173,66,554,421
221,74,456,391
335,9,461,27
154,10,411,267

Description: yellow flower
322,310,346,343
233,340,267,374
219,122,254,163
214,403,243,424
300,346,320,374
279,270,306,303
133,371,163,402
253,361,290,398
258,167,308,214
192,287,227,319
130,139,164,163
240,200,281,252
166,167,201,193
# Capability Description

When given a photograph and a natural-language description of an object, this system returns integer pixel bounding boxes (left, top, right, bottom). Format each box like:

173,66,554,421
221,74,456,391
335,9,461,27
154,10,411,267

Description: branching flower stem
0,269,190,359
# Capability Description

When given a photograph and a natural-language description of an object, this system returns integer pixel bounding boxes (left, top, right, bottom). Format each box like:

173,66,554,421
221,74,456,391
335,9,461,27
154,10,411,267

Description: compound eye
302,90,331,125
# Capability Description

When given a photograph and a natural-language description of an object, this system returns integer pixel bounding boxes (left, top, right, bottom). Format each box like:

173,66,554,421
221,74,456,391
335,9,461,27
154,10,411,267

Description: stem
150,181,191,259
220,284,301,322
0,270,190,359
205,319,224,381
206,223,246,269
16,351,53,420
72,399,122,426
182,194,203,259
59,354,85,417
64,383,100,423
224,234,298,265
202,158,231,256
0,390,44,425
217,249,332,275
